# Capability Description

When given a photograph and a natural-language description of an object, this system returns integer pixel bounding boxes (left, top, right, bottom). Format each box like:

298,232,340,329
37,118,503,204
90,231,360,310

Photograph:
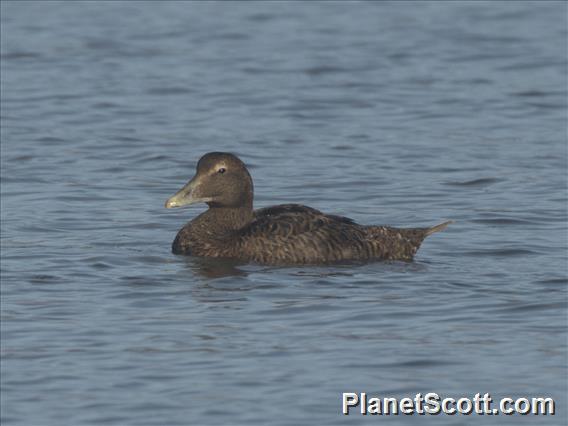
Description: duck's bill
165,178,212,208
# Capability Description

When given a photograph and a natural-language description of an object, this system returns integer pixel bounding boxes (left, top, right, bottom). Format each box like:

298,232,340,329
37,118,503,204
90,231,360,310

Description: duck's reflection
182,256,426,280
185,256,249,279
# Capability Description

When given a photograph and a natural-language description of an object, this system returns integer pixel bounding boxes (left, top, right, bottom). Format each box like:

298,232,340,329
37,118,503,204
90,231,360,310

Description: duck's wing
237,204,363,264
255,204,357,226
249,204,356,236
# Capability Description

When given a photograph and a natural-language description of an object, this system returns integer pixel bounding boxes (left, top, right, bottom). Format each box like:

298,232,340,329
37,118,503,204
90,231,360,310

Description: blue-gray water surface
1,2,567,425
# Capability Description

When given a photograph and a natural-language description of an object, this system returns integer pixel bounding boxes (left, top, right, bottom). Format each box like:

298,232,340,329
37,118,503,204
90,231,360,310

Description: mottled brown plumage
165,152,451,265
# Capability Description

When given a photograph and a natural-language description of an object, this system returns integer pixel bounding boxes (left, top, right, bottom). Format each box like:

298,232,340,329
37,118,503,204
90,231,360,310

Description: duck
165,152,451,265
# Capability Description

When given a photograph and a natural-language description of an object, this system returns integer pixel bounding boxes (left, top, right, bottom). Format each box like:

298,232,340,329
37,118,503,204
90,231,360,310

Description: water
1,1,566,425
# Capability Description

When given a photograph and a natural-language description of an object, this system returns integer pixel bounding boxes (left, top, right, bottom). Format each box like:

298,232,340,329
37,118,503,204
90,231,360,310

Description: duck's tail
424,220,453,237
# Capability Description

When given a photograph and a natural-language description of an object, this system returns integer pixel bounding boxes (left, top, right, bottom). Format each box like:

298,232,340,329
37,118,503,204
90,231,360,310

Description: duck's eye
218,167,226,174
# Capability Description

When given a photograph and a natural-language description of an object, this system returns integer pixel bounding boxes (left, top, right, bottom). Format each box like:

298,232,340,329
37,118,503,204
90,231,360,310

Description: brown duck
165,152,451,265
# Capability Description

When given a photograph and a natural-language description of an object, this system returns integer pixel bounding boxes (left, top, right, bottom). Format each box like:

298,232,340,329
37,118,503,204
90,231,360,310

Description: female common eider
165,152,451,264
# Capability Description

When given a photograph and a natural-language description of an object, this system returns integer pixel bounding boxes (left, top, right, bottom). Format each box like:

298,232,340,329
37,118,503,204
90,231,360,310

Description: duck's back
236,204,435,264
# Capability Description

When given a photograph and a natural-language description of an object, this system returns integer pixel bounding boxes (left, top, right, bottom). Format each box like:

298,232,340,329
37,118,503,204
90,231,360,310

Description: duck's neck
199,206,254,232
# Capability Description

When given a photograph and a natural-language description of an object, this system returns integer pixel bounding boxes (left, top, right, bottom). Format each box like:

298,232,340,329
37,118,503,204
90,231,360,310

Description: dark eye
218,167,226,174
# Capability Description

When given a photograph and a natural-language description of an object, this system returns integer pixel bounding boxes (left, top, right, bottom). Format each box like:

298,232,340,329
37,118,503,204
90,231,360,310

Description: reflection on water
1,1,566,425
187,257,249,279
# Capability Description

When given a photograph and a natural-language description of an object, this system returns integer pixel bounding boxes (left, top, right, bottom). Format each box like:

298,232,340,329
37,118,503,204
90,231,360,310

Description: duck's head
165,152,254,209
